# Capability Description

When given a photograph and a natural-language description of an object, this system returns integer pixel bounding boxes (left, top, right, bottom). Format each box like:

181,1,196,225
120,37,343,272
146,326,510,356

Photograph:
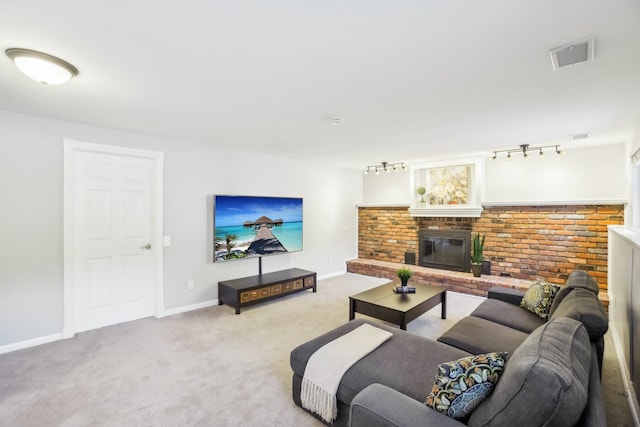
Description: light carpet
0,273,635,426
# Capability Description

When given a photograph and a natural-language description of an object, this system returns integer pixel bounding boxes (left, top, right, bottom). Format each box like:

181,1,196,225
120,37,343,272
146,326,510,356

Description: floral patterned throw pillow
520,279,561,319
425,352,507,419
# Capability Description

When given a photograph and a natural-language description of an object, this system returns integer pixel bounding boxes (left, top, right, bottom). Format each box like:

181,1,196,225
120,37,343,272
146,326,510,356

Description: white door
64,141,163,334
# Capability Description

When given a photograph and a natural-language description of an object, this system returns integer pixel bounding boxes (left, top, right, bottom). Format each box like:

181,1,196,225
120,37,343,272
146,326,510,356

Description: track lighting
490,144,562,160
364,161,407,175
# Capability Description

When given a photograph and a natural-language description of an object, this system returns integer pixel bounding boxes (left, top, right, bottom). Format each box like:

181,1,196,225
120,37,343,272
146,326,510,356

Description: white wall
608,226,640,421
0,110,361,347
362,143,627,205
362,169,410,205
627,141,640,227
607,134,640,421
484,143,627,204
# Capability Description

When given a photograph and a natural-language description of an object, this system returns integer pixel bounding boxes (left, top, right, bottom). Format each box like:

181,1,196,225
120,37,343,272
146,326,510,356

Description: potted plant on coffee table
397,267,413,289
471,232,486,277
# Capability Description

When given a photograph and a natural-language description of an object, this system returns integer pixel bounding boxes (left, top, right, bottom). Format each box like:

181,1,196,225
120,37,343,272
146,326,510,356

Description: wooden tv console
218,268,316,314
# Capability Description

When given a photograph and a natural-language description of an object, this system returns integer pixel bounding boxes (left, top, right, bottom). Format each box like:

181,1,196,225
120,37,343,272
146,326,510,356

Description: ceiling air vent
550,38,594,70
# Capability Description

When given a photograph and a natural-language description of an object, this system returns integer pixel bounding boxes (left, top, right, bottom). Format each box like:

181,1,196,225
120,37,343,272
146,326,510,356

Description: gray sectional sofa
290,270,608,426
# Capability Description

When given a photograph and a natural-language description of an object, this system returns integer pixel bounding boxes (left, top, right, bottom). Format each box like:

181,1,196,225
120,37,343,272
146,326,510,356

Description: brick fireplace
357,204,624,291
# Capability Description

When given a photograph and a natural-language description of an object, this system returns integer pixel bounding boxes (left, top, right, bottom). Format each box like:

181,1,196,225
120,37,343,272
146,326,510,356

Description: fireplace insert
418,229,471,272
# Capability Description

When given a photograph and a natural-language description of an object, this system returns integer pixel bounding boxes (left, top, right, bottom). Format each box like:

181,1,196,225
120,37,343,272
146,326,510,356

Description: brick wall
358,205,624,290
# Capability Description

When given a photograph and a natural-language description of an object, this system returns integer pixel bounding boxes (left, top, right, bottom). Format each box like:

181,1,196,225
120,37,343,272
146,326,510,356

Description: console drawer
271,284,282,295
258,287,271,299
304,276,315,288
240,290,259,303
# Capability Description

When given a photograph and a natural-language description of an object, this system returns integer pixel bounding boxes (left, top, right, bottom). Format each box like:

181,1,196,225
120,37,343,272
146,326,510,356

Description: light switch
163,236,171,246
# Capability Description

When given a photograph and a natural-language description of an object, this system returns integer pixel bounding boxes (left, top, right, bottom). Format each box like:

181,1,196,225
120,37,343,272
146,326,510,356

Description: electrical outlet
187,280,194,290
328,256,333,263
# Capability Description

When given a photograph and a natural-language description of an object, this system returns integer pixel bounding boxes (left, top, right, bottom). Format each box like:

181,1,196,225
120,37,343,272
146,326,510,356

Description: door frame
63,139,164,338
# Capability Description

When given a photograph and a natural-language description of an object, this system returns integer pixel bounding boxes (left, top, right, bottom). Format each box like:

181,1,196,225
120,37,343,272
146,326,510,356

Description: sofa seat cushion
470,299,545,333
351,384,466,427
437,317,529,355
468,317,591,427
291,319,472,406
548,288,608,340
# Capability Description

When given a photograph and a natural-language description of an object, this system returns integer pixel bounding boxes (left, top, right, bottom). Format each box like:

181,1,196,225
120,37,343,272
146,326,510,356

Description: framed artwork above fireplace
409,157,484,217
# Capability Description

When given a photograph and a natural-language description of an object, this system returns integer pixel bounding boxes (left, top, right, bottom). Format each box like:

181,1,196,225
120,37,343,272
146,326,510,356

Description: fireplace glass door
418,229,471,272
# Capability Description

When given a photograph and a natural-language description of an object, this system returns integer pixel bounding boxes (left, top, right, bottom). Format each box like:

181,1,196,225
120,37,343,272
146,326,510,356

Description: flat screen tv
213,195,303,262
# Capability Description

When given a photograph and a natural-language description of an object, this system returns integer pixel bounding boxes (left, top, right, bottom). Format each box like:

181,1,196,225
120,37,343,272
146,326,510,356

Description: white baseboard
157,299,219,318
0,300,221,354
609,319,640,426
0,333,65,355
318,269,347,281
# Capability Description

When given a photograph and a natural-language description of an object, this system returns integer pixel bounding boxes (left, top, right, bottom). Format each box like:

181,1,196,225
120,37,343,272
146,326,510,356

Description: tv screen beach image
214,195,303,262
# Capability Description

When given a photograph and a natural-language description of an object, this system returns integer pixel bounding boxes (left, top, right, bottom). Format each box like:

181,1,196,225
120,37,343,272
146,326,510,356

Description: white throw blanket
300,323,393,423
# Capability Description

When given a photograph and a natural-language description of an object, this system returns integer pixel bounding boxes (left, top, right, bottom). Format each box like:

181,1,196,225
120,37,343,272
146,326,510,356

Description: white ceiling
1,0,639,169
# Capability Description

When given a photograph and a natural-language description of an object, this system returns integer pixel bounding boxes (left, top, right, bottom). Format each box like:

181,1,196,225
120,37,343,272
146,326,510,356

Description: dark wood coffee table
349,282,446,330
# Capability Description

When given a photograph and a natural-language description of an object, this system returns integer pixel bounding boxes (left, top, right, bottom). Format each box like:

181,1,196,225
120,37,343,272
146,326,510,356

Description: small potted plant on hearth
471,232,486,277
397,267,413,289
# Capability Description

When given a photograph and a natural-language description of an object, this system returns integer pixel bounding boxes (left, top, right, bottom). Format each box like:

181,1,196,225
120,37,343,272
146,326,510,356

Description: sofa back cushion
548,270,599,319
548,288,608,340
565,270,600,293
468,318,591,427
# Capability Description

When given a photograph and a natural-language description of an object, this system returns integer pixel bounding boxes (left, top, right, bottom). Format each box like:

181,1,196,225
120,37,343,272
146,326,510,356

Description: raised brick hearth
346,258,609,308
358,204,624,292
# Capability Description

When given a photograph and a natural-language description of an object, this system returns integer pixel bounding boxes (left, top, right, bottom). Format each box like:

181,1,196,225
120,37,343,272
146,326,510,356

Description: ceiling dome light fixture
5,48,79,85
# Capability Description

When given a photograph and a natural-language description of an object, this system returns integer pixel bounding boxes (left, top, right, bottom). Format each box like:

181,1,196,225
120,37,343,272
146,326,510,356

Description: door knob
141,243,152,250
